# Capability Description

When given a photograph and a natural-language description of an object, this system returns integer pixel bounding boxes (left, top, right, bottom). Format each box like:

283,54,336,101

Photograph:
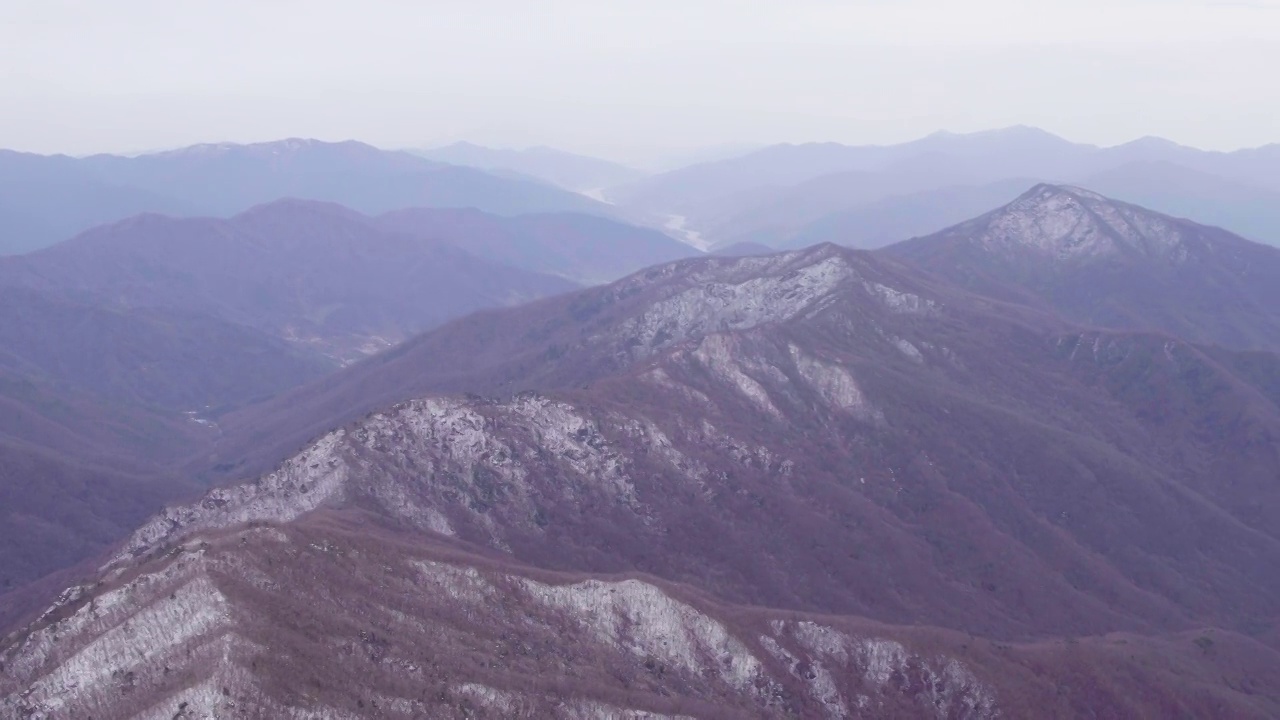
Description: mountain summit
885,183,1280,351
943,183,1197,261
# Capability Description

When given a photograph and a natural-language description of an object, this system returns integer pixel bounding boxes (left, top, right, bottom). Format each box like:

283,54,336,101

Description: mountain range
0,182,708,610
0,139,616,255
0,199,580,364
4,185,1278,717
605,127,1280,251
0,198,614,599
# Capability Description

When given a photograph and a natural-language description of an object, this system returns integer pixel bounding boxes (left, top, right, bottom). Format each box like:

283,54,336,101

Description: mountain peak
972,183,1192,261
885,186,1280,353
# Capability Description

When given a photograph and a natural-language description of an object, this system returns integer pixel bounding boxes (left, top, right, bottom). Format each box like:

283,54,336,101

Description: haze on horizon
2,0,1279,166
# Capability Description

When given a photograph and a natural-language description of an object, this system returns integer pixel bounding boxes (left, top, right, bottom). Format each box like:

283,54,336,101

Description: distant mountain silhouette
609,126,1087,218
699,161,999,247
0,139,615,254
606,127,1280,250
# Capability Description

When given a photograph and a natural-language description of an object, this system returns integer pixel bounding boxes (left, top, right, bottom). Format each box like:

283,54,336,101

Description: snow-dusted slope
949,184,1194,262
1,521,1002,719
5,234,1280,719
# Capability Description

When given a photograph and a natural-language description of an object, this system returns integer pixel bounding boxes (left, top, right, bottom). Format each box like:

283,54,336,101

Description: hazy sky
2,0,1278,164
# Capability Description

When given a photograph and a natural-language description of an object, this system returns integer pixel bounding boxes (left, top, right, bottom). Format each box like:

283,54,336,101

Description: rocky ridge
4,236,1280,718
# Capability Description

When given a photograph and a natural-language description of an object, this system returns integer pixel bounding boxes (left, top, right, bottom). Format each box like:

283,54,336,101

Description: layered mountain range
0,194,689,601
0,139,616,255
606,126,1280,251
3,185,1278,717
0,199,578,364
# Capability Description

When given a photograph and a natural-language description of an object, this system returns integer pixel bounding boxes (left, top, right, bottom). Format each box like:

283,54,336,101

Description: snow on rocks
614,249,858,358
789,345,883,423
111,428,352,570
522,577,764,692
973,184,1191,263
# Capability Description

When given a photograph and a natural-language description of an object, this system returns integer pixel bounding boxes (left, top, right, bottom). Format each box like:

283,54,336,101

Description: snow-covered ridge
411,559,1001,719
109,388,754,569
522,577,764,692
0,539,280,719
110,428,352,569
6,543,1000,719
612,249,860,358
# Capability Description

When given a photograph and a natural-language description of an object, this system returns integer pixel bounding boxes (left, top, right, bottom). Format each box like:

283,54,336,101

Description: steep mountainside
0,286,318,597
885,184,1280,352
4,510,1276,719
0,200,577,362
5,242,1279,716
0,437,198,598
0,140,615,254
378,208,697,284
194,246,1280,636
0,361,209,593
413,142,646,192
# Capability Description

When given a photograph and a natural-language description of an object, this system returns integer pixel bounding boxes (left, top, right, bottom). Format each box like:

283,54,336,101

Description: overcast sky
2,0,1278,164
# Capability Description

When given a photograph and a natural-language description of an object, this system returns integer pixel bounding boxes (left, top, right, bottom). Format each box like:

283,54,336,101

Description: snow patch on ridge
617,252,856,356
8,572,232,715
867,281,938,315
521,577,764,692
112,429,351,569
775,620,1001,719
790,346,882,422
974,184,1191,262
